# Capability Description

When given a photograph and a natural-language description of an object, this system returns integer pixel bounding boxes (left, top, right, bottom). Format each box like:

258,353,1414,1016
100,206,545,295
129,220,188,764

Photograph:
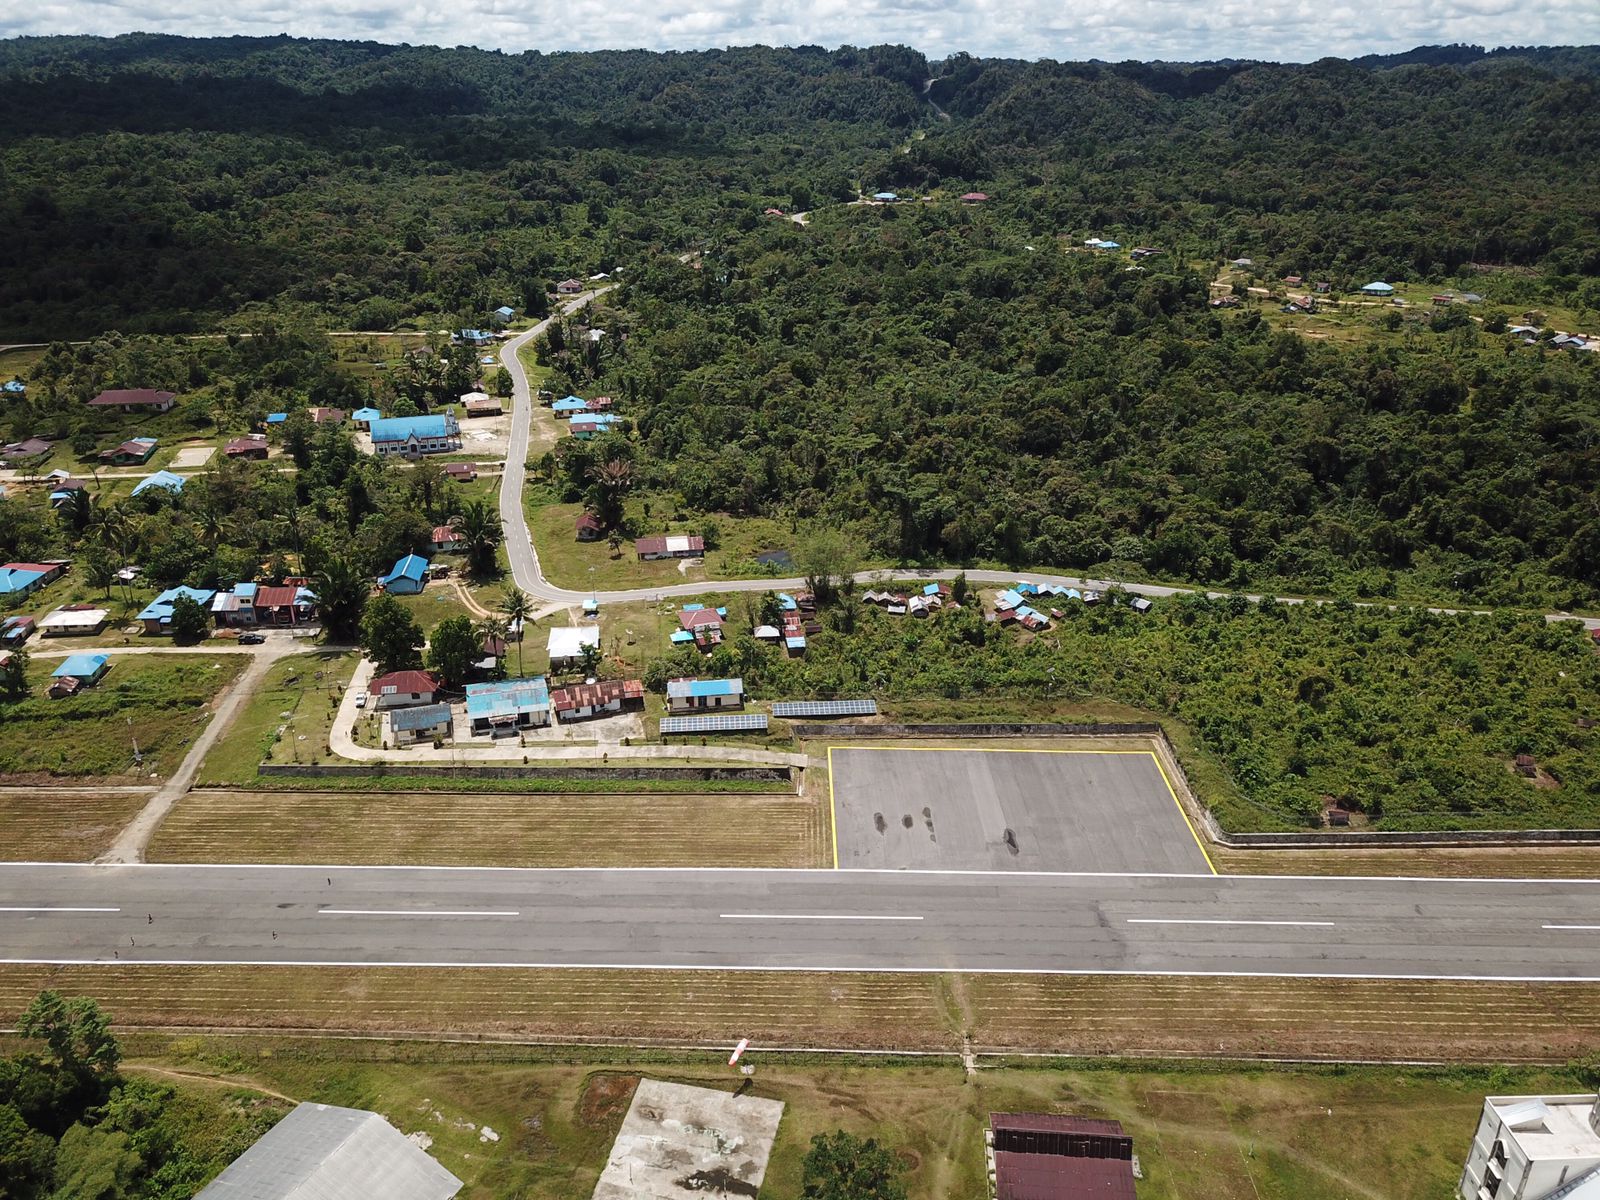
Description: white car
354,694,367,709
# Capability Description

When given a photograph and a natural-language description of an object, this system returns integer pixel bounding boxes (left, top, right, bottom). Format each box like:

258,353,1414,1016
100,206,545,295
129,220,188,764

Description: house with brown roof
99,437,157,465
3,437,52,459
557,278,584,294
444,462,478,482
367,670,441,710
550,678,644,721
636,534,704,561
308,407,345,425
990,1113,1137,1200
678,607,725,650
575,513,604,542
224,435,270,460
253,584,317,625
431,525,465,554
462,394,502,418
88,389,176,413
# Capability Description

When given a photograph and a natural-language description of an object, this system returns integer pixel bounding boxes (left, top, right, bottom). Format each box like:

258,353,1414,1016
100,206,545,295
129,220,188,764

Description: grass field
149,788,828,866
3,1029,1583,1199
4,966,1599,1064
0,788,150,860
0,653,244,779
194,651,357,786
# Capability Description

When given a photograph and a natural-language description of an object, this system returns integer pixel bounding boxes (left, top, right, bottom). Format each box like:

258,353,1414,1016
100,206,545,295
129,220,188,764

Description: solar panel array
771,699,878,718
659,713,770,735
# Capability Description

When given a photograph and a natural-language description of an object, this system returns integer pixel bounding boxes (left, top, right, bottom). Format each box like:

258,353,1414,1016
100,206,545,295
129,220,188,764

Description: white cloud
1,0,1596,62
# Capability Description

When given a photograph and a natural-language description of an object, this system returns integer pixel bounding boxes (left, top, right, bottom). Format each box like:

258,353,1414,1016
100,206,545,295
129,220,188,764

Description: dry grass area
148,789,829,867
3,966,1598,1062
0,789,151,861
1214,844,1600,878
965,974,1600,1061
0,967,960,1048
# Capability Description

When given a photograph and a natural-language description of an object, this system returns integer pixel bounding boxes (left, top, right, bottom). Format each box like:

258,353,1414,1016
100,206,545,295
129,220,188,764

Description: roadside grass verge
0,790,150,861
7,1032,1589,1198
0,654,244,779
195,651,356,786
148,789,828,867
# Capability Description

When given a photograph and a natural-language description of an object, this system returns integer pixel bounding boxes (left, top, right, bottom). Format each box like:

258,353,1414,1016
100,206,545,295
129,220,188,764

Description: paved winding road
4,863,1600,980
494,290,1600,631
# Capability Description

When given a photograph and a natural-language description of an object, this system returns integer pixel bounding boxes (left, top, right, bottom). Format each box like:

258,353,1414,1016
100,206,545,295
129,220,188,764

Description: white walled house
1459,1094,1600,1200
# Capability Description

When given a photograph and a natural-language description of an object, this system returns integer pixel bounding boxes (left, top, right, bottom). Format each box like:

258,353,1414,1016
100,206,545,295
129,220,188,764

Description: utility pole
127,717,142,766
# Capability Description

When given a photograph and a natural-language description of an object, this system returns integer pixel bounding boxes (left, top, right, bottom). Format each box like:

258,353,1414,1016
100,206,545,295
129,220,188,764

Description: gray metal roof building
197,1101,462,1199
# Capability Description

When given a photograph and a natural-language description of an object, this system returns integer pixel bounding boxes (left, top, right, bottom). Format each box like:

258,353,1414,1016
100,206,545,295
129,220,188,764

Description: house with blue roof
351,407,382,430
2,380,25,396
492,306,517,323
138,586,216,634
379,554,430,595
465,677,550,735
265,412,288,425
1360,281,1395,296
665,677,745,712
873,191,899,202
51,653,109,682
0,563,59,598
388,701,455,746
456,329,493,346
131,470,186,498
551,396,590,417
369,414,460,459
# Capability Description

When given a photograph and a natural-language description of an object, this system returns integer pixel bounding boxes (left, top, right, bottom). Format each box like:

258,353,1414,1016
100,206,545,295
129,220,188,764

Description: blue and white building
378,554,430,595
665,677,745,712
369,414,460,459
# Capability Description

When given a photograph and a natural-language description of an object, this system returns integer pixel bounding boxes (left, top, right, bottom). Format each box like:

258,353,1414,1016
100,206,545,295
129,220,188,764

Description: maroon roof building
991,1114,1136,1200
88,389,177,413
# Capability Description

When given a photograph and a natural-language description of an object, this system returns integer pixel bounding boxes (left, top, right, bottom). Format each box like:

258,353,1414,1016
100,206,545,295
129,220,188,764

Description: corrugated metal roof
993,1151,1136,1200
196,1101,461,1199
666,677,743,699
389,703,454,732
993,1114,1127,1138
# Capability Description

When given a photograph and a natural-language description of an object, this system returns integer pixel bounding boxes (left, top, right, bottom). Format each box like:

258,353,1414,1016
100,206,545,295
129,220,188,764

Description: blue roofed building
266,412,288,425
492,306,516,323
551,395,590,417
351,407,382,429
873,191,898,202
51,653,110,682
131,470,186,498
138,586,216,634
3,380,26,395
378,554,430,595
465,677,550,735
388,701,455,746
1360,281,1395,295
369,413,460,459
456,329,493,346
665,677,745,712
0,564,53,598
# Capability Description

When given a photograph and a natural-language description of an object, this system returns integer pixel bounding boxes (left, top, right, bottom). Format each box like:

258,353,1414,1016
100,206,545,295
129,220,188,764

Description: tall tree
166,594,210,644
448,497,503,576
359,591,424,674
425,615,480,688
307,547,369,641
0,646,29,700
500,587,532,677
801,1131,907,1200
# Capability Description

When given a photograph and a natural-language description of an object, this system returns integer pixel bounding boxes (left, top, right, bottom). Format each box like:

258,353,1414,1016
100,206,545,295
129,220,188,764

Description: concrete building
546,625,600,672
1460,1094,1600,1200
550,678,644,722
369,413,460,459
196,1101,460,1200
368,670,440,710
137,586,216,635
665,677,744,712
388,702,454,746
465,677,550,735
38,607,107,637
635,534,704,561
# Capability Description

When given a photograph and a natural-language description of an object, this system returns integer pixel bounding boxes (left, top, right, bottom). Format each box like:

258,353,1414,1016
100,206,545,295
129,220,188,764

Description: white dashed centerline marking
0,906,122,913
318,909,521,918
1126,928,1337,934
720,914,923,921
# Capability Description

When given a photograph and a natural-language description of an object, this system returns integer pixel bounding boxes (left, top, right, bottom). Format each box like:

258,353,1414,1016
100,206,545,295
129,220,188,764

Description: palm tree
475,616,508,677
586,457,634,530
447,497,503,577
500,586,531,677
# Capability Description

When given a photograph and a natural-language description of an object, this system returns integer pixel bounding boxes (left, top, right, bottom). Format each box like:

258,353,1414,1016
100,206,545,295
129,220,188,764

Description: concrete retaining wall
256,763,794,784
791,722,1161,738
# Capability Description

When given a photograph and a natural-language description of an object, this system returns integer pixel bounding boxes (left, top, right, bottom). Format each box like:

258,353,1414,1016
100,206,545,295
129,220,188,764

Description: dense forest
1,36,1596,336
0,990,280,1198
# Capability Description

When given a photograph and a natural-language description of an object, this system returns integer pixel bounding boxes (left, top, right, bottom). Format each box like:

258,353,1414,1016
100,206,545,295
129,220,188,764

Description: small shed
388,702,454,746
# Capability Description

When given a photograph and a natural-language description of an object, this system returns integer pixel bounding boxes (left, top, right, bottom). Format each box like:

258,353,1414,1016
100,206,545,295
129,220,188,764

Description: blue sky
2,0,1597,63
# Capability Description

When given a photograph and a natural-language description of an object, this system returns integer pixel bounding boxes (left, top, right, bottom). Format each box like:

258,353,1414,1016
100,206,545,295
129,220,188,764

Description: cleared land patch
828,746,1210,873
0,789,151,861
149,788,829,867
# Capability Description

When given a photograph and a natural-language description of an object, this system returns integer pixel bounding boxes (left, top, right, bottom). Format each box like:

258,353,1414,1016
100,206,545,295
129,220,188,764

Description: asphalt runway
829,748,1210,873
4,863,1600,980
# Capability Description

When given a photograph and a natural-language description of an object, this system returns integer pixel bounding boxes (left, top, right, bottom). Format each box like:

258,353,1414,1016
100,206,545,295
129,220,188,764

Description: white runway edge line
0,906,121,913
1543,924,1600,930
1126,928,1337,934
317,909,522,918
720,914,923,921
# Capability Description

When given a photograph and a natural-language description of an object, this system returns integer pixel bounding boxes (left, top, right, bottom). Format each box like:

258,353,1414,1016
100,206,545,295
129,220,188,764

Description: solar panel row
659,713,770,734
771,699,878,717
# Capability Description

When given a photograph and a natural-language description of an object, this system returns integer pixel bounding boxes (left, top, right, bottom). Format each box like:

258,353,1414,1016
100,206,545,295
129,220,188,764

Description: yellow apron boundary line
1151,750,1217,875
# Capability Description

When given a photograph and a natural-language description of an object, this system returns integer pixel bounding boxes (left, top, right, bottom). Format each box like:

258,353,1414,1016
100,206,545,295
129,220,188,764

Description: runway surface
3,863,1600,981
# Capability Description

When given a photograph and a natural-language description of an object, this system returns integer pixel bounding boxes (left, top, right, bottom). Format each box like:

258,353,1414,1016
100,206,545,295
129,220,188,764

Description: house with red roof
88,389,176,413
367,670,441,710
224,435,269,460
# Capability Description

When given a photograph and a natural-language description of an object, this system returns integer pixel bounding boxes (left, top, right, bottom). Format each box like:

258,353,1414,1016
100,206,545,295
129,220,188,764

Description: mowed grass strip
149,789,829,867
1214,845,1600,879
0,790,150,861
0,967,957,1049
196,651,356,787
966,975,1600,1061
0,654,245,779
